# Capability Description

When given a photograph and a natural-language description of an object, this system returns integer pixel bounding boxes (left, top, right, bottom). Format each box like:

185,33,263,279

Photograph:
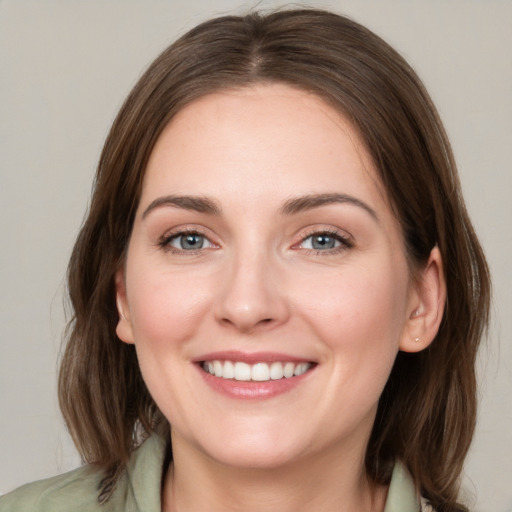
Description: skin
116,83,446,512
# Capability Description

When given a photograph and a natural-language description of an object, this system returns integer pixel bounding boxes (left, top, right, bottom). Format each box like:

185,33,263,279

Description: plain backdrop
0,1,511,510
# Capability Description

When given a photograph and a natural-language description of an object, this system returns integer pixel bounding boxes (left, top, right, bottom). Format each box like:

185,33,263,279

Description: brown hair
59,9,490,511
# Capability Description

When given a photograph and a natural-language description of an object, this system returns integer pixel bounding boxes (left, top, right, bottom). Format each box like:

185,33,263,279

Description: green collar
384,460,420,512
127,434,420,511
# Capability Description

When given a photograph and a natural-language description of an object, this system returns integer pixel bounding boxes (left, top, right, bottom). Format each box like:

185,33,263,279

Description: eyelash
296,229,353,255
158,228,214,255
158,228,353,255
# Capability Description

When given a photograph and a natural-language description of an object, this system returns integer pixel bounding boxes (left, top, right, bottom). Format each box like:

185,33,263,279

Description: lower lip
197,365,314,400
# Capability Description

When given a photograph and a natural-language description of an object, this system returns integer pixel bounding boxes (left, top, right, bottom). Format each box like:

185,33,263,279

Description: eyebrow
142,195,222,219
281,193,378,221
141,192,377,221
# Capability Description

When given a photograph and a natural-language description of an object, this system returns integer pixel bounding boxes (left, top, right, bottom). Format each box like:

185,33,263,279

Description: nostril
219,315,275,332
255,318,275,328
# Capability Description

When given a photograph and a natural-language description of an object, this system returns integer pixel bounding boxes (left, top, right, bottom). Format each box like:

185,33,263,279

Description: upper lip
193,350,315,364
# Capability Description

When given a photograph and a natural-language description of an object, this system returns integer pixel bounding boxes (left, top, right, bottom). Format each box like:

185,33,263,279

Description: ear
115,270,135,344
399,246,446,353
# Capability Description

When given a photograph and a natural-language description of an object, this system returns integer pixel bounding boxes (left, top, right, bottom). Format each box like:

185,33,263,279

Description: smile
201,360,313,382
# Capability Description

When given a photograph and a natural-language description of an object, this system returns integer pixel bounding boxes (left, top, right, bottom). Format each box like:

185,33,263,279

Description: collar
384,461,421,512
126,434,420,511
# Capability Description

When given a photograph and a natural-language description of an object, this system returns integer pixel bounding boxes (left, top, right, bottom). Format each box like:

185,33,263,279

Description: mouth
201,360,314,382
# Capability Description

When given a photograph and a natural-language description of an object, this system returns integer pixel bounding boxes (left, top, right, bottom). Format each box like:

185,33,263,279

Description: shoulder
0,465,105,512
0,433,167,512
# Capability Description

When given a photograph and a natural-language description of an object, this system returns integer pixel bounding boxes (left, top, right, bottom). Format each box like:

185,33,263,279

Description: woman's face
116,83,422,469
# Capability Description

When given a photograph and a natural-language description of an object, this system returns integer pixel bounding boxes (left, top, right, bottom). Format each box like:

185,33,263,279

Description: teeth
213,360,223,377
269,362,284,380
283,362,295,378
294,362,310,376
251,362,270,381
234,362,251,381
223,360,235,379
202,360,312,381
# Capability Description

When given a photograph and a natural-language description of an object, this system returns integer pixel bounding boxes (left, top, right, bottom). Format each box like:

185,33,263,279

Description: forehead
141,83,387,210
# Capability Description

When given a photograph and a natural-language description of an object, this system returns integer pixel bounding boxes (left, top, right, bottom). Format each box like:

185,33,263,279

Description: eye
298,230,352,252
302,233,340,250
163,231,214,252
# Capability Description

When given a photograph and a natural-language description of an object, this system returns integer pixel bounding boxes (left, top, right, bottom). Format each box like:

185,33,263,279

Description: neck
162,433,387,512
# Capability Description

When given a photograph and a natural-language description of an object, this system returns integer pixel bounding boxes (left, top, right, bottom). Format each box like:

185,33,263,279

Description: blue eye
302,234,339,250
167,232,213,251
300,231,351,252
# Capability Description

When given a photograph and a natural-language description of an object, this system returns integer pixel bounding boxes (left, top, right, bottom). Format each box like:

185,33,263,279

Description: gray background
1,1,511,510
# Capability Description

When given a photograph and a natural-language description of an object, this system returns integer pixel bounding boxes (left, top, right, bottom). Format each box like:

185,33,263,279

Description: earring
414,337,421,343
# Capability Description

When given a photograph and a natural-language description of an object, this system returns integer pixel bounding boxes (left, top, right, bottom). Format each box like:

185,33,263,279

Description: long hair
59,9,490,511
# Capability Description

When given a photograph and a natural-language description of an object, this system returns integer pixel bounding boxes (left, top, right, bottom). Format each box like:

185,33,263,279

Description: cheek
124,264,218,422
298,260,409,364
126,265,215,347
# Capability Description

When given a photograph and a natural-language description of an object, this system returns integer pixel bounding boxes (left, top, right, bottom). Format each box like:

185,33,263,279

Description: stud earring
414,337,421,343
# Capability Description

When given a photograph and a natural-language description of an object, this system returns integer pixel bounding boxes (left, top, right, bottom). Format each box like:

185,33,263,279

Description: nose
214,250,290,333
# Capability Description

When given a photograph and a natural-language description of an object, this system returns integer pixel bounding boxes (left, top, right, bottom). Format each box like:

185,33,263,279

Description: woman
0,8,490,512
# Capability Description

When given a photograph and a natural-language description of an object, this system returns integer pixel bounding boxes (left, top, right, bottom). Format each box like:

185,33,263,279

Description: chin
177,421,309,470
205,442,303,470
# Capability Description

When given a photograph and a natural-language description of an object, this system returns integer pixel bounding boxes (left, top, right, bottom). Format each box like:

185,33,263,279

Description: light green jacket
0,434,426,511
